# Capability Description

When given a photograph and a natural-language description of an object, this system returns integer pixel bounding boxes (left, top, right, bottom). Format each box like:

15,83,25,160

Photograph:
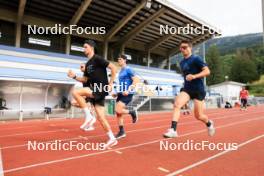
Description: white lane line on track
78,136,88,140
1,110,264,150
166,134,264,176
115,151,122,154
3,116,264,174
158,167,170,173
0,109,250,132
0,148,4,176
0,125,36,131
0,129,68,138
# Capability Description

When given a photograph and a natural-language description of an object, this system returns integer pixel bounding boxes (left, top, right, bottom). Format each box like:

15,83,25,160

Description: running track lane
2,108,264,169
2,114,264,175
0,107,262,147
0,106,263,176
167,135,264,176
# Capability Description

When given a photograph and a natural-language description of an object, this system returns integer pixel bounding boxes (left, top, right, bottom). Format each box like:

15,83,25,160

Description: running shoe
207,120,215,136
163,128,178,138
129,110,138,123
104,139,118,149
115,131,126,139
80,117,96,130
83,126,95,131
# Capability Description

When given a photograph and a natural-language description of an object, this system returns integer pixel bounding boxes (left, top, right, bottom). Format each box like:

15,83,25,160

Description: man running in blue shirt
112,55,140,139
163,41,215,138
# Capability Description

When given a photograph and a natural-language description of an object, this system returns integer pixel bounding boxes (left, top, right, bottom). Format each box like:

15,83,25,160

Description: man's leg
115,101,127,139
94,104,117,148
72,88,96,129
82,102,96,131
186,103,191,115
172,92,190,121
71,97,87,108
244,99,248,110
87,102,96,117
72,88,93,108
182,104,186,115
71,99,80,108
163,91,190,138
193,99,215,136
240,99,245,110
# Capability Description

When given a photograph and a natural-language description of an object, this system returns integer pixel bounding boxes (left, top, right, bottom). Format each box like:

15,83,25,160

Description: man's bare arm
186,66,210,81
67,70,88,83
128,76,140,92
194,66,210,79
74,76,88,83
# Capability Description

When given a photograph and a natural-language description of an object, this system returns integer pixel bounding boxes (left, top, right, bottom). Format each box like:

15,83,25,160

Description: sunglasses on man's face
180,46,188,50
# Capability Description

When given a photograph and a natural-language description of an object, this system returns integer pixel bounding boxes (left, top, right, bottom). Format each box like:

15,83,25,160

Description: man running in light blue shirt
112,55,140,139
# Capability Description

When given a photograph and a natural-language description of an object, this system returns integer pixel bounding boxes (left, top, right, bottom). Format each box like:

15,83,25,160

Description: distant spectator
155,85,163,96
239,86,249,111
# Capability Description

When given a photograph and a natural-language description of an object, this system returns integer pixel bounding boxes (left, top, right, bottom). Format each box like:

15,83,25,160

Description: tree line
205,45,264,85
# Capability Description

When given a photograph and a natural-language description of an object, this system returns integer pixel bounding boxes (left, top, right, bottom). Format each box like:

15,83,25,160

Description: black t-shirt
84,54,109,95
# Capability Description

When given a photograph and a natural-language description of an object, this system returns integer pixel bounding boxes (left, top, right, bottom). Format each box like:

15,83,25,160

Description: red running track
0,106,263,176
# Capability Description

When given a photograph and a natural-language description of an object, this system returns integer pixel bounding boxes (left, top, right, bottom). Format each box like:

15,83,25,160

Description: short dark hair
119,54,127,60
84,39,96,48
180,40,192,47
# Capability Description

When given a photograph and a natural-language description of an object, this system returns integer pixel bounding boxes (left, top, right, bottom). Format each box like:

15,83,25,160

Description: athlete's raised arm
67,69,88,83
186,66,210,81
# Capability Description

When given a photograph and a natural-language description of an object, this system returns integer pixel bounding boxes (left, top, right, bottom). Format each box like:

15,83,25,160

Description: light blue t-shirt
118,66,135,93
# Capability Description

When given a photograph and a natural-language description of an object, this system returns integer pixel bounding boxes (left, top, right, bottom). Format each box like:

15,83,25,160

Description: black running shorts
116,94,133,105
181,88,206,101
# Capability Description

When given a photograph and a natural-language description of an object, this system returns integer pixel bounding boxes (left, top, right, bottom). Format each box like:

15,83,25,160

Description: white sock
83,107,94,121
107,131,116,140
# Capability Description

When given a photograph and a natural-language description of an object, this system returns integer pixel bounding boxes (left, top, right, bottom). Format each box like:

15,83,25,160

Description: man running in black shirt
68,40,118,149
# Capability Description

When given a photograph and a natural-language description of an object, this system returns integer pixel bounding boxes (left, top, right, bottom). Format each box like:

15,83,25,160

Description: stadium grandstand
0,0,220,120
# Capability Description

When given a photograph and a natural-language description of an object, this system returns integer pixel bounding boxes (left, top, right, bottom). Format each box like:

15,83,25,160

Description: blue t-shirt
118,66,135,93
180,55,207,92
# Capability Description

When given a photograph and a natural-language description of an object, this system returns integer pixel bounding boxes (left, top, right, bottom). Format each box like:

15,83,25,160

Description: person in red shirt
239,86,249,110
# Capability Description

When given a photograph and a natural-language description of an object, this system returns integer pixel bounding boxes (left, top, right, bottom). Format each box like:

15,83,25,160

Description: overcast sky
168,0,263,37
